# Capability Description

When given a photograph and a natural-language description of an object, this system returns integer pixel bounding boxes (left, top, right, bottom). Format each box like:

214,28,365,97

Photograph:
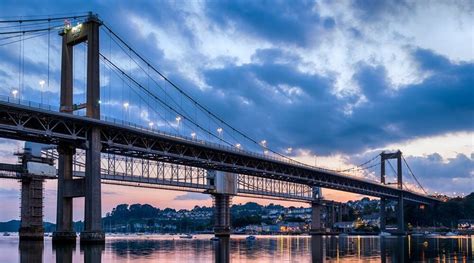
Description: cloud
174,192,210,201
204,0,334,47
404,153,474,194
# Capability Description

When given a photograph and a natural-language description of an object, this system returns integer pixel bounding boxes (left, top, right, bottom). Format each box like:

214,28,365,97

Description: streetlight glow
191,132,196,139
39,80,45,86
175,116,182,122
260,140,267,147
123,102,129,108
11,89,18,99
236,143,241,149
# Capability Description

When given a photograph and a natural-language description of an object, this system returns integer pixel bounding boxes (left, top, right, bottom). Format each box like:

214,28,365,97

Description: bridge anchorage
0,12,440,243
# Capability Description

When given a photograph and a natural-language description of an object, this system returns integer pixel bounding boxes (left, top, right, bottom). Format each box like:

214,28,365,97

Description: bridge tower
310,187,324,234
380,150,405,234
52,12,104,243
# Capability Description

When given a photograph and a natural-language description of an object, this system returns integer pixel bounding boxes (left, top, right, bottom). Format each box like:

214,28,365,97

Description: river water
0,234,472,262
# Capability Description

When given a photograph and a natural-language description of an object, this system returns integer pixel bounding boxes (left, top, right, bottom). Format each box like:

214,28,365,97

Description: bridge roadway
0,99,437,204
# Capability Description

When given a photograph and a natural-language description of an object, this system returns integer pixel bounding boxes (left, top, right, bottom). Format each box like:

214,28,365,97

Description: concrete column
338,204,342,222
53,145,76,242
397,194,405,234
380,198,386,232
330,204,336,230
81,127,104,243
19,177,44,241
213,194,232,237
310,202,322,234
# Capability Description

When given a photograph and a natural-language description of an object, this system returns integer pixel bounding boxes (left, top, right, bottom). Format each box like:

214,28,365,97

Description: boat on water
246,235,256,241
179,234,193,239
2,232,10,236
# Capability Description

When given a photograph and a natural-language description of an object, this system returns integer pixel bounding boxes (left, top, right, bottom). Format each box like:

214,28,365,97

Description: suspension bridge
0,13,438,243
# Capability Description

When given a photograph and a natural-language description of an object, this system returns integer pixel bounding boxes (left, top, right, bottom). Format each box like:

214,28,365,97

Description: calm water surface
0,234,472,262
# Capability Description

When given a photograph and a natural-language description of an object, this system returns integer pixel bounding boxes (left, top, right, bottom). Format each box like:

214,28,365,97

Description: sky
0,0,472,222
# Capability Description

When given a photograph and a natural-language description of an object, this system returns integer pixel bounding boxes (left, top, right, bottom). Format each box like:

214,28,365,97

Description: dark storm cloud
404,153,473,193
201,47,473,154
205,0,334,47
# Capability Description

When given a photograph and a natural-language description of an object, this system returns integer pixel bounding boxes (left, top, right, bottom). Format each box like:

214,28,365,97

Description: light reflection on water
0,234,472,262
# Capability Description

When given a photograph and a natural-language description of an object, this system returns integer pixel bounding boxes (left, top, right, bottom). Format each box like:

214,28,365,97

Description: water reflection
3,234,473,262
214,237,230,263
19,241,43,263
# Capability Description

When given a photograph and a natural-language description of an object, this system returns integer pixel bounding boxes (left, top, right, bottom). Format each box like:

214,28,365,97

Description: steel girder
0,101,438,204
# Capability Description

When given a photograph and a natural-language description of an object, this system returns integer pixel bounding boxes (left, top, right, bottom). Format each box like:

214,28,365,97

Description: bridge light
39,80,45,87
175,116,182,122
235,143,241,149
11,89,18,98
264,150,269,155
149,122,154,127
191,132,196,139
260,140,267,147
98,100,102,104
123,102,129,108
286,147,293,154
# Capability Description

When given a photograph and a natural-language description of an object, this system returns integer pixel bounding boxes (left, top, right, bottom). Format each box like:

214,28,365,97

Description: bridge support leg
380,198,386,232
19,177,44,241
53,145,76,243
213,194,232,237
81,128,105,243
310,202,323,235
396,194,405,235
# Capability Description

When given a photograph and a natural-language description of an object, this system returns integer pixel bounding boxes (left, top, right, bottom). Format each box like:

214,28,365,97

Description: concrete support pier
19,177,44,241
310,201,323,235
213,194,232,237
53,145,76,243
380,197,386,232
396,194,405,235
81,128,105,243
310,187,323,235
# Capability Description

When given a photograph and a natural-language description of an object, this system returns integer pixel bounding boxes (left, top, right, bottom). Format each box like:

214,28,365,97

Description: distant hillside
0,220,82,232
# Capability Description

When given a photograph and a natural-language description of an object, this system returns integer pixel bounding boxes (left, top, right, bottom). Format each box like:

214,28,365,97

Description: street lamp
175,116,182,133
11,89,18,99
286,147,293,154
39,80,45,104
235,143,241,149
191,132,196,140
149,122,154,129
217,127,223,139
123,102,129,122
